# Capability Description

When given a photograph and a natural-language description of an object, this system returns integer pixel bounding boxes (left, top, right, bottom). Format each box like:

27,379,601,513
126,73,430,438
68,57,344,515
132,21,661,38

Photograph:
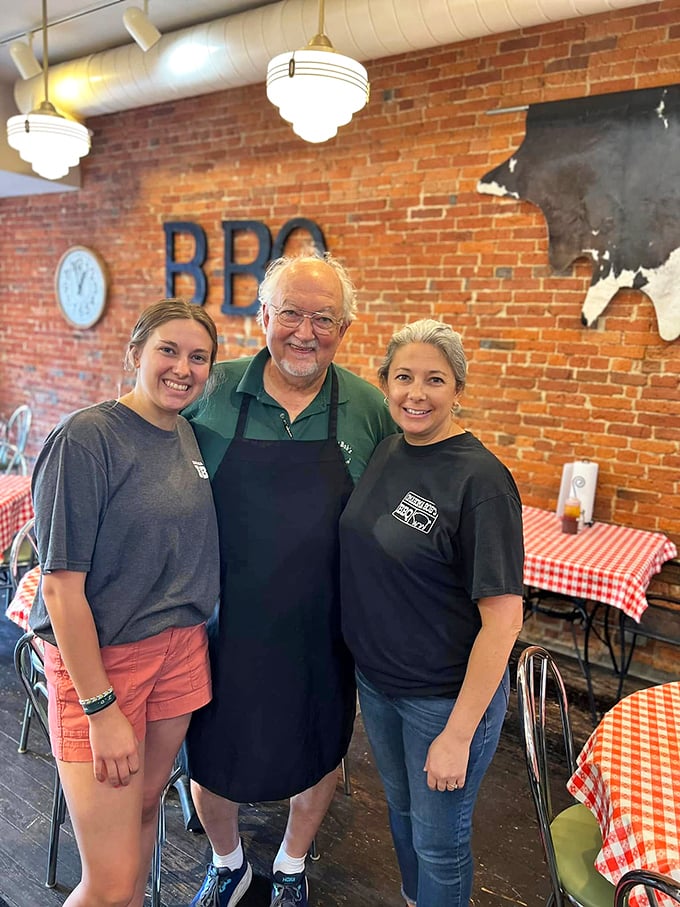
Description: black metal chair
516,645,614,907
600,594,680,701
4,518,40,748
615,869,680,906
13,630,66,888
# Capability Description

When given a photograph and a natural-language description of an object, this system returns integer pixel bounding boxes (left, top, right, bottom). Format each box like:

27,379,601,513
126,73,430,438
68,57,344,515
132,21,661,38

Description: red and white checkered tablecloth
0,475,33,555
522,506,678,621
567,681,680,907
6,564,40,631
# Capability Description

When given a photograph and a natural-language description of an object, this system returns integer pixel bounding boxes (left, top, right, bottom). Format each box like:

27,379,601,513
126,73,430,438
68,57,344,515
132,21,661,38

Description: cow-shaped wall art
477,84,680,342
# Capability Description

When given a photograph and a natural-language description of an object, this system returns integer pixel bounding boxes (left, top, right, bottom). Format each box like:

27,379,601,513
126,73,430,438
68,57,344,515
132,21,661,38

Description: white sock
273,844,306,876
212,839,244,871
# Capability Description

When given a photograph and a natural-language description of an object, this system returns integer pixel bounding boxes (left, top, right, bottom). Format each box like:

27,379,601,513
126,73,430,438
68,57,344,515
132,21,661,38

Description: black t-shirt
339,432,524,697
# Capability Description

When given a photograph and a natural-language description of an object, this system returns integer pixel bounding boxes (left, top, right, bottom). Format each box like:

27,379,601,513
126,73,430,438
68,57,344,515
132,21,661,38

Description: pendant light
6,0,91,181
266,0,369,144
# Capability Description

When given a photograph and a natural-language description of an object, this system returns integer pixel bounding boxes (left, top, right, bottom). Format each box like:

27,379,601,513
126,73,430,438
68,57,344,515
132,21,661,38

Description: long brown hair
124,298,219,370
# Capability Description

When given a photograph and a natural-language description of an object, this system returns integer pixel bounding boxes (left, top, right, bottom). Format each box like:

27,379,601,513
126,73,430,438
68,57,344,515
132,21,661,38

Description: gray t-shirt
30,400,220,647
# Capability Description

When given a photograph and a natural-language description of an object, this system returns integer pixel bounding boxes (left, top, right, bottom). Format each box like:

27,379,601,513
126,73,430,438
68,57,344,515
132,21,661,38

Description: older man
185,253,395,907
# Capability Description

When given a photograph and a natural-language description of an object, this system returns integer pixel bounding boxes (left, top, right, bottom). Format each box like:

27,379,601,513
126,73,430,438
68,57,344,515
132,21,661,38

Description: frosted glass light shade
267,49,369,144
7,104,90,180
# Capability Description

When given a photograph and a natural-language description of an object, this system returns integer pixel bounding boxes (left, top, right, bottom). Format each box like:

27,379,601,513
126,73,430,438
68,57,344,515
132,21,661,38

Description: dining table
1,474,35,630
6,564,40,632
522,506,678,719
0,474,33,556
567,680,680,907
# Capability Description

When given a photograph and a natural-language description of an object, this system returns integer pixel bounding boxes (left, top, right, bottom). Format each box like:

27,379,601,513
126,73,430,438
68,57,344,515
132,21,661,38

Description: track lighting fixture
123,1,161,53
9,37,42,80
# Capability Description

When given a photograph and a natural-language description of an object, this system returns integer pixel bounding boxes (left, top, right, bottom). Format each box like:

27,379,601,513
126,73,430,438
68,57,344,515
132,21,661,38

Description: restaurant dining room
0,0,678,906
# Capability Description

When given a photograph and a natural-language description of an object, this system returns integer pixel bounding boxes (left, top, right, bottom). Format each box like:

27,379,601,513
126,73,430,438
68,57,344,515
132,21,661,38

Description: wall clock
55,245,109,328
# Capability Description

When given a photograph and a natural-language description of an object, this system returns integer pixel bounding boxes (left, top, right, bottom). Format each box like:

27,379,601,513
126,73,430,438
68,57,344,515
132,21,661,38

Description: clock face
55,246,108,328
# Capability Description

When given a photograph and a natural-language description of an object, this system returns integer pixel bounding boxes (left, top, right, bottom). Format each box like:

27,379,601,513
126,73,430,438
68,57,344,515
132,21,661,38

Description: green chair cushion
551,803,614,906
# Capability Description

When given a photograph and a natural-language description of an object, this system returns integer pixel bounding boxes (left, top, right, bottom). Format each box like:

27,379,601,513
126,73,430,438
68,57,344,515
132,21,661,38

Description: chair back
14,632,50,741
6,404,32,455
9,517,38,592
615,869,680,906
0,440,28,475
13,628,65,888
516,645,579,907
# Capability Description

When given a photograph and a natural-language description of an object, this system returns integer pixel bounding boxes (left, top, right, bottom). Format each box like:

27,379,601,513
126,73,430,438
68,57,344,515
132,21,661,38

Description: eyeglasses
270,304,343,336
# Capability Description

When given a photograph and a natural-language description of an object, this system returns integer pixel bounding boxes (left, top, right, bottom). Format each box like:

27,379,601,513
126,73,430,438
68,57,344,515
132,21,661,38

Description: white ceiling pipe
13,0,658,120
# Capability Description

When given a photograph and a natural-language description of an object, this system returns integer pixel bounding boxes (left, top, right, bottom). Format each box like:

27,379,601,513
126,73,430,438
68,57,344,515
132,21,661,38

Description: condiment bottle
561,496,580,534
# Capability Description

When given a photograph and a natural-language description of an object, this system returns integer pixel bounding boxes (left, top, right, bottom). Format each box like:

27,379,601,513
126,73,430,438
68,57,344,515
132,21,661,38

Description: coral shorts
43,623,211,762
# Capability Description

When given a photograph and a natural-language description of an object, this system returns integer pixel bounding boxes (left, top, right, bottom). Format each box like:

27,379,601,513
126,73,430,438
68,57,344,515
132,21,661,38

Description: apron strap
235,392,252,439
234,364,340,440
328,366,339,441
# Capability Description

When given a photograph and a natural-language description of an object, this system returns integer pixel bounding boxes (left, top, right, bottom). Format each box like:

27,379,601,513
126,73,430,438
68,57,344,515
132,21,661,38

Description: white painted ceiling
0,0,659,197
0,1,279,88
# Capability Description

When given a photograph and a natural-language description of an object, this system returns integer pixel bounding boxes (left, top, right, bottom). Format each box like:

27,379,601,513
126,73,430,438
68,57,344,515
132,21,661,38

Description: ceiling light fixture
266,0,369,144
123,1,161,53
9,35,42,80
6,0,90,181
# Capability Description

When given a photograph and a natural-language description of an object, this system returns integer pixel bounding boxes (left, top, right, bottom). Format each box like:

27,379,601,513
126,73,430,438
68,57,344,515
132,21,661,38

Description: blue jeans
356,669,510,907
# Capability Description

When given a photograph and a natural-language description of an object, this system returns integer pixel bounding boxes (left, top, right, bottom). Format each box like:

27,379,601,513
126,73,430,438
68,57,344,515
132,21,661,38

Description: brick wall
0,2,678,659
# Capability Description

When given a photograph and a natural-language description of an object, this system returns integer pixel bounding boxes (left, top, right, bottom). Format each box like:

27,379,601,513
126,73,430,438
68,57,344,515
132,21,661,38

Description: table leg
524,589,599,725
581,604,600,726
602,608,636,704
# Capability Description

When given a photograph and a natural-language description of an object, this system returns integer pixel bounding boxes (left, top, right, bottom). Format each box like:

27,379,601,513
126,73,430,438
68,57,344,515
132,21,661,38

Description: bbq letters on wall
164,217,326,315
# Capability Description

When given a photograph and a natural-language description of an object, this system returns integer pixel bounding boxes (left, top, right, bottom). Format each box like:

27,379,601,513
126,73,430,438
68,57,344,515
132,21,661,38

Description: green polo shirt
184,348,396,483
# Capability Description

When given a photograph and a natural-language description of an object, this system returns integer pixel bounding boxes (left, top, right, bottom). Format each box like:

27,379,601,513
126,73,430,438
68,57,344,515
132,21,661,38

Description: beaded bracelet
79,686,117,716
78,686,114,706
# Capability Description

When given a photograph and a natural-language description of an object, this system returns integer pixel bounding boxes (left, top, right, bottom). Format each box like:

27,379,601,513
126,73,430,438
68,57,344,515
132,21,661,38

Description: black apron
186,368,356,802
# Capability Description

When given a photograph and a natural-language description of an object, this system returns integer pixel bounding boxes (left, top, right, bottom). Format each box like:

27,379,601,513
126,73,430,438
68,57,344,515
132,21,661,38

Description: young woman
30,299,221,907
340,319,524,907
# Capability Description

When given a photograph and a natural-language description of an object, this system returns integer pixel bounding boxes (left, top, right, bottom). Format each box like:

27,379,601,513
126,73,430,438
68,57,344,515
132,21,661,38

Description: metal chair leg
150,763,185,907
308,755,352,863
150,801,164,907
46,775,66,888
17,695,33,753
173,773,203,832
17,656,39,753
341,755,351,796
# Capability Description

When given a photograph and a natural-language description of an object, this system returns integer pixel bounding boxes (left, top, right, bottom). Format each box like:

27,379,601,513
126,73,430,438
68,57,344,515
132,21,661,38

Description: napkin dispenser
556,460,598,525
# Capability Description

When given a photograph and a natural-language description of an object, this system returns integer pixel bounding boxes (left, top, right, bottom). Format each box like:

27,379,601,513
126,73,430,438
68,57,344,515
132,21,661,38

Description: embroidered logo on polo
393,491,439,534
192,460,209,479
339,439,353,466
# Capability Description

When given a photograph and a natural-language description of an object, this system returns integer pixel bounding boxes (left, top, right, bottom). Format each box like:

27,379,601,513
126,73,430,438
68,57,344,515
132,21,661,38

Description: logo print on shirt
338,439,353,466
192,460,209,479
393,491,439,534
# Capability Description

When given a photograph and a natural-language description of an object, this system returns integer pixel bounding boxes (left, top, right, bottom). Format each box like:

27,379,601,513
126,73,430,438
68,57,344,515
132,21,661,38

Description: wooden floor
0,614,651,907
